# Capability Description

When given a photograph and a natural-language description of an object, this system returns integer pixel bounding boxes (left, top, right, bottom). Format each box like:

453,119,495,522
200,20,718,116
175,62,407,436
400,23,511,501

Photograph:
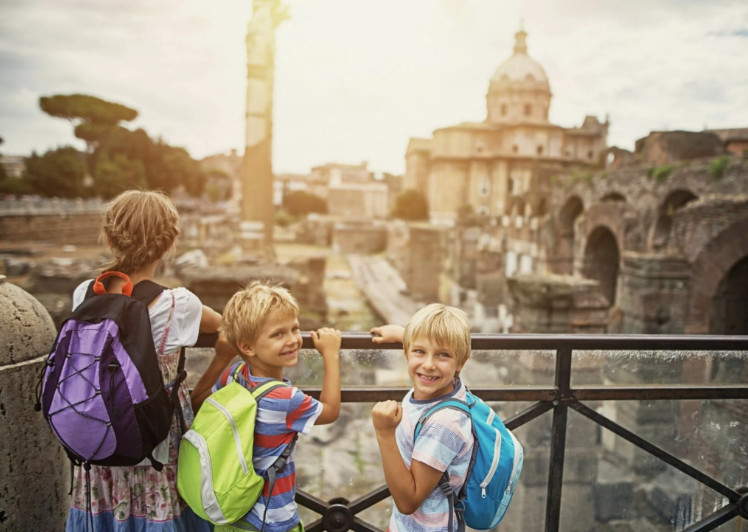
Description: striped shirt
390,379,474,532
212,362,322,532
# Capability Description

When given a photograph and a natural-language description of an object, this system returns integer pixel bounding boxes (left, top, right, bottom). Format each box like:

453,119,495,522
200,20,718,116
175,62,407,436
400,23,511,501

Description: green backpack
177,366,297,526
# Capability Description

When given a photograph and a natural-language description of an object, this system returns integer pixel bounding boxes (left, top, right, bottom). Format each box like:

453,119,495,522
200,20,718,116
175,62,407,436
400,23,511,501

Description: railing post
545,347,572,532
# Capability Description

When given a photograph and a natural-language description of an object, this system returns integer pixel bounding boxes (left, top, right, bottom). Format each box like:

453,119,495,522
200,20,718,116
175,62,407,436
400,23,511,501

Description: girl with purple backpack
65,189,231,531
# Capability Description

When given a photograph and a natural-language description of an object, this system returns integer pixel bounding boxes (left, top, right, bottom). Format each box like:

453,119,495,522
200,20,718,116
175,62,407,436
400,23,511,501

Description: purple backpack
36,271,185,471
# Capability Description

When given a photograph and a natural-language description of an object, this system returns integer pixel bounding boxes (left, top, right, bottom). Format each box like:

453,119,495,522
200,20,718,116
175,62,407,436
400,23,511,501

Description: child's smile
240,309,302,379
407,336,465,400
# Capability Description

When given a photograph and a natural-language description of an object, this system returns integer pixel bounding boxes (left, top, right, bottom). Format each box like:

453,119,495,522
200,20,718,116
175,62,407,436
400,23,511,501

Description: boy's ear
456,353,471,374
237,339,255,358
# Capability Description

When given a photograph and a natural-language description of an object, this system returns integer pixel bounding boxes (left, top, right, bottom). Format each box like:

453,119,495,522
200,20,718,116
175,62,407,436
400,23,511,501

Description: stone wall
0,212,101,244
0,276,69,529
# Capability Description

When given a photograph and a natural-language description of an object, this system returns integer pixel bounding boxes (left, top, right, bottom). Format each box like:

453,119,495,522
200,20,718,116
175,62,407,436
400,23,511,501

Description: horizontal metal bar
299,387,559,402
573,385,748,401
571,402,740,501
195,331,748,351
299,385,748,403
296,332,748,351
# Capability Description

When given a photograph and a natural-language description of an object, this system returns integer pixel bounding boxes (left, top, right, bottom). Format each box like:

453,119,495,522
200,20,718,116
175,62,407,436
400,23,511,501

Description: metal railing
197,332,748,532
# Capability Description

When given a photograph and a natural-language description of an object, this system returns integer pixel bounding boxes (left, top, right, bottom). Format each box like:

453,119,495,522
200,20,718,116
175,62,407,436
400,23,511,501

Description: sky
1,0,747,175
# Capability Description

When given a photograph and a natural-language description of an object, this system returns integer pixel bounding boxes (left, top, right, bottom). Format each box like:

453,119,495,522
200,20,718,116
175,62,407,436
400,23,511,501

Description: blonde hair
100,189,180,273
403,303,471,369
221,281,299,351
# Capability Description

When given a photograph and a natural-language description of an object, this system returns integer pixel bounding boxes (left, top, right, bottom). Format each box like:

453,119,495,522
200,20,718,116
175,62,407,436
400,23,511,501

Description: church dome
486,28,551,124
490,29,549,89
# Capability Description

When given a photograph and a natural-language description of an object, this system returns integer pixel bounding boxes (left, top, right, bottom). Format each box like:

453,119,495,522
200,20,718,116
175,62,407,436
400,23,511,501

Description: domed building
405,28,609,223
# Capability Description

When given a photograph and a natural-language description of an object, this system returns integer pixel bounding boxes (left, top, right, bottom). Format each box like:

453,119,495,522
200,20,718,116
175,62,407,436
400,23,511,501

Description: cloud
1,0,747,174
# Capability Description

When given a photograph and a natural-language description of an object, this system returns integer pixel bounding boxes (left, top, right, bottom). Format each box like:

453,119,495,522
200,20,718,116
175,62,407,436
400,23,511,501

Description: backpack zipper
506,431,522,494
206,396,249,474
480,422,502,498
108,362,120,415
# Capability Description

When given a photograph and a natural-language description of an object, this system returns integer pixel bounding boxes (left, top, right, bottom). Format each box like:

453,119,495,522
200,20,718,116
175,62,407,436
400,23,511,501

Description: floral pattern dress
65,286,211,532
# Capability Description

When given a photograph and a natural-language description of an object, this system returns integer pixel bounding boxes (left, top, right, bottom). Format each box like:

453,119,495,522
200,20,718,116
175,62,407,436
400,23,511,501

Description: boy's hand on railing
370,324,405,344
371,400,403,436
311,327,342,358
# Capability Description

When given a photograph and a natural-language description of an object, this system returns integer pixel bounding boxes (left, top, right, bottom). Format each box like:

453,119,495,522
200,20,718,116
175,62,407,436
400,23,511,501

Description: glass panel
184,344,745,531
559,408,744,532
486,405,552,531
296,401,390,529
285,347,558,387
468,349,557,387
571,349,748,386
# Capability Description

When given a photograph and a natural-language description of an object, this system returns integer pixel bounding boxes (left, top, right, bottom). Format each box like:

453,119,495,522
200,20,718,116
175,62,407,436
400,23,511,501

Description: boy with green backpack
179,281,341,531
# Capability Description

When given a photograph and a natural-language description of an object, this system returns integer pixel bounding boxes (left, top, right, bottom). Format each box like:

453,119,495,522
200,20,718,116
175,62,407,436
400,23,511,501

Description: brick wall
0,212,101,244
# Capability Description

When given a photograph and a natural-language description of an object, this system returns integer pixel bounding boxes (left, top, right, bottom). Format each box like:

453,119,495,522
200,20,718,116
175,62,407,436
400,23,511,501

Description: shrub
709,155,730,180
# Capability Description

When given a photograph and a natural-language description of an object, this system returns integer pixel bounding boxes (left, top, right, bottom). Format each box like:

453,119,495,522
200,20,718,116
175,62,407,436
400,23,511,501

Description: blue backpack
414,388,523,532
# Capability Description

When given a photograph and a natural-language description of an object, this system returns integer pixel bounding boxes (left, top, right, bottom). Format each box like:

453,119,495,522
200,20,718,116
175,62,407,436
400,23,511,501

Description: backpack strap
83,275,165,304
414,398,472,532
131,279,167,306
245,374,297,532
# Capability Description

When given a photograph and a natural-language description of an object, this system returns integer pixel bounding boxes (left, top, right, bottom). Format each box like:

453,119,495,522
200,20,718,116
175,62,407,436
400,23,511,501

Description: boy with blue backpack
371,304,522,532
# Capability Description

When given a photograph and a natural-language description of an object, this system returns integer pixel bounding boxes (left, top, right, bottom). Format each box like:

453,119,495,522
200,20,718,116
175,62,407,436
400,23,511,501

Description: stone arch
581,226,620,306
650,189,698,251
555,195,584,274
600,191,626,203
686,217,748,333
709,255,748,335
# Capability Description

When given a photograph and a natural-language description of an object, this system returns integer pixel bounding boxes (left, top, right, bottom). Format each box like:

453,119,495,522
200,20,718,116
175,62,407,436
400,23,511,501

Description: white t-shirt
390,379,474,532
72,280,203,353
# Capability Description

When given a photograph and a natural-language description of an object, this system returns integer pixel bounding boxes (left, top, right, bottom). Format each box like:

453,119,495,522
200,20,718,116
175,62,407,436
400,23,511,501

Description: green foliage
93,126,207,197
39,94,137,126
23,147,87,197
0,174,34,195
709,155,730,180
391,189,429,220
92,153,147,199
38,94,208,197
649,164,676,182
282,190,327,216
570,171,593,186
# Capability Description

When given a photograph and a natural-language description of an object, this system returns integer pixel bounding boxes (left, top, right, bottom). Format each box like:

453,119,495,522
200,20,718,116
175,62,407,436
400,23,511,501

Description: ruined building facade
395,28,748,338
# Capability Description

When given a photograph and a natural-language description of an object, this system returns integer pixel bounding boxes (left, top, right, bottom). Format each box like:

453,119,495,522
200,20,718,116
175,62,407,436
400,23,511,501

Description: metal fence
196,333,748,532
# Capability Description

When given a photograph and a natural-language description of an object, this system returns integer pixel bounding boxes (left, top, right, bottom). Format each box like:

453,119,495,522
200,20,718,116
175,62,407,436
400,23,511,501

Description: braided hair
100,189,180,274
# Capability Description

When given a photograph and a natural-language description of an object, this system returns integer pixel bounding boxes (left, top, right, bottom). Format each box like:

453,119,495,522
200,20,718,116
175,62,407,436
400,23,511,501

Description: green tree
24,147,87,197
92,153,147,199
391,189,429,220
39,93,208,197
39,94,137,152
282,190,327,216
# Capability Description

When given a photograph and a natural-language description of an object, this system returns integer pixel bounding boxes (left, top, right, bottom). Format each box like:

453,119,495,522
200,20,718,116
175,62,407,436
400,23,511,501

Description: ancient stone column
0,275,68,528
241,0,288,258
